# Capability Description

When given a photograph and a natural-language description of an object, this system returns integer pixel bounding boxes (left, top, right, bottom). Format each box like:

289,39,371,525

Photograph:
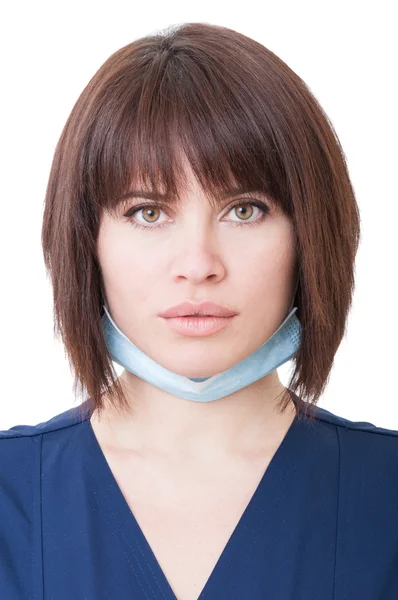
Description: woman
1,22,397,600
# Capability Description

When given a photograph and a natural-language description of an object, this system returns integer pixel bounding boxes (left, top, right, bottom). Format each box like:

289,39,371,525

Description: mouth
158,301,238,319
161,314,237,337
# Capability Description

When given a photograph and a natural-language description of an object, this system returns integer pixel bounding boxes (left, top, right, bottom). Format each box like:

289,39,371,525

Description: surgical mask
101,283,301,403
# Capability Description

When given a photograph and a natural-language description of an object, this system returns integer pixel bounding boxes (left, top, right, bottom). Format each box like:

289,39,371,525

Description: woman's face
97,160,298,378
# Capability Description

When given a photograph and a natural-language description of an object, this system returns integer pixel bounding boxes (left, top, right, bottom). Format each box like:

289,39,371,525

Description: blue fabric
1,392,398,599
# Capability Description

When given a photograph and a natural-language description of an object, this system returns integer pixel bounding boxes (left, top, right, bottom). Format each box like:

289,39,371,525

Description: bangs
81,35,291,217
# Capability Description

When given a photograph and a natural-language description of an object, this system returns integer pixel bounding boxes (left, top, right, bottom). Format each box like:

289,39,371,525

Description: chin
162,355,238,379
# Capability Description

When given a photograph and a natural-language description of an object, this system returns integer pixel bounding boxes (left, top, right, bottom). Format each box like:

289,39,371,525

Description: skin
93,156,299,461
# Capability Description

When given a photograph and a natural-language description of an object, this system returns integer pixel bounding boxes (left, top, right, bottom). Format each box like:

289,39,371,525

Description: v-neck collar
79,394,305,600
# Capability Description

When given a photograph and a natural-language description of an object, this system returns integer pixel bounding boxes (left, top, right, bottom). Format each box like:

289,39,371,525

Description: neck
91,369,297,460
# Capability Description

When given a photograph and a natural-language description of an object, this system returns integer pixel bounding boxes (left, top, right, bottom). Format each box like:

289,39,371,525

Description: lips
159,300,237,318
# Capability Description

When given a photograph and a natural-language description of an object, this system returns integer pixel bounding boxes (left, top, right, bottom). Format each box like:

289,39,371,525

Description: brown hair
41,22,361,423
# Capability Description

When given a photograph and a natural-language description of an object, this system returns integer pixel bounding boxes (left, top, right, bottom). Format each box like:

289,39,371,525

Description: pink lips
162,315,236,337
158,300,238,337
158,300,237,318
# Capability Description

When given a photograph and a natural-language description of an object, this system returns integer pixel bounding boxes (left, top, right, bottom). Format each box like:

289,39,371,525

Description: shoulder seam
0,419,86,441
313,413,398,438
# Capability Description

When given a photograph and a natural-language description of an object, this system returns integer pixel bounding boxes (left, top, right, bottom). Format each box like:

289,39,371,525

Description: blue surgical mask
101,292,302,403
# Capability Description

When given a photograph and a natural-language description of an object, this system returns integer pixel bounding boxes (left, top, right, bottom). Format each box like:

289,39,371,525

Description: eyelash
123,199,270,231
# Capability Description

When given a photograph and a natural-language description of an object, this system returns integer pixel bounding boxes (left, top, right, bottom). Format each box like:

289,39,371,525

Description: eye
221,200,271,228
123,199,270,230
131,205,165,226
227,201,264,224
122,204,169,230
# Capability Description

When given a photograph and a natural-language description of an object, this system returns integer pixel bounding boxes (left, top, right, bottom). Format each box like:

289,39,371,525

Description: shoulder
0,400,92,474
312,400,398,448
309,402,398,519
0,400,91,456
310,401,398,469
0,401,91,597
0,400,91,437
305,403,398,593
0,401,91,516
0,399,91,495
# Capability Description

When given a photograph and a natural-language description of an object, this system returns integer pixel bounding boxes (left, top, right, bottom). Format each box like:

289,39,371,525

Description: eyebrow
116,186,267,204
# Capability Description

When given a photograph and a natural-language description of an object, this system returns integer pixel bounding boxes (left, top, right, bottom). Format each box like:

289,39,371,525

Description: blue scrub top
1,391,398,599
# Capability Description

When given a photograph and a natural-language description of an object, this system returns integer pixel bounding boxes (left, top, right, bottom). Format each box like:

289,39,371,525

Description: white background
0,1,396,430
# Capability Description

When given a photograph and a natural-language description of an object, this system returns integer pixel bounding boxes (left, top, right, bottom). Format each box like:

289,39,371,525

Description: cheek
98,231,164,303
97,222,158,303
233,234,293,280
232,234,296,308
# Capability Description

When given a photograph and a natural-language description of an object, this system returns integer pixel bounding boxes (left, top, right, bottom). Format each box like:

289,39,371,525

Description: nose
170,222,226,284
